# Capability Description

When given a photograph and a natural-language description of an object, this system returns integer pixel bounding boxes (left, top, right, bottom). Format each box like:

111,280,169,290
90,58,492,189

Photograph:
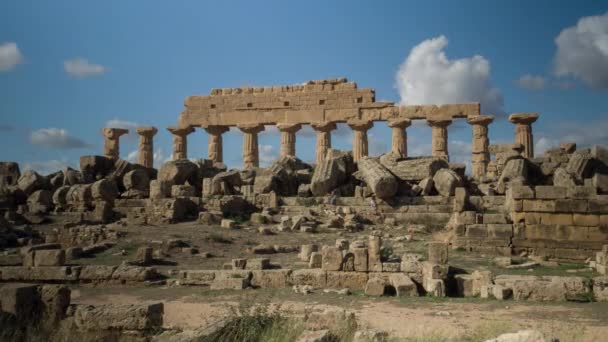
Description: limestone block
508,185,535,200
27,189,52,214
593,277,608,301
401,253,423,274
309,252,322,268
553,168,576,188
310,150,353,196
250,270,291,288
321,246,343,271
380,157,448,182
368,236,382,272
158,159,199,186
326,271,369,290
492,285,513,300
351,248,368,272
453,187,468,212
135,247,153,265
39,284,71,324
455,274,475,297
593,173,608,194
220,219,235,229
0,283,40,321
365,277,386,296
18,170,47,196
382,262,400,272
535,186,567,200
427,242,448,264
34,249,66,267
572,214,599,226
79,265,118,281
299,244,318,262
566,150,593,182
494,275,591,301
432,168,463,196
91,178,119,202
73,303,164,330
291,269,327,288
422,262,448,280
567,186,596,199
149,180,173,199
112,264,159,282
245,258,270,270
389,273,418,297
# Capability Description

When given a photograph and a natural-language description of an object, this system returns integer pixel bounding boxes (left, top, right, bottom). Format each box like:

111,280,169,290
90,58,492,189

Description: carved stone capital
101,128,129,139
387,118,412,129
466,115,494,126
508,113,539,125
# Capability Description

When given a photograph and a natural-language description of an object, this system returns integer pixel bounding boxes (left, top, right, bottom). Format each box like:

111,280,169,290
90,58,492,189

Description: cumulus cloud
64,58,106,78
29,128,91,149
0,42,23,71
535,116,608,156
126,147,168,168
259,144,278,167
395,35,504,116
516,74,546,90
22,160,75,176
554,12,608,89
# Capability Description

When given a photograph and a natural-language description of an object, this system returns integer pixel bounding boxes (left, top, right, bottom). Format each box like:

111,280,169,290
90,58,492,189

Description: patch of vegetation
380,246,394,262
207,233,232,244
224,213,250,225
297,197,317,207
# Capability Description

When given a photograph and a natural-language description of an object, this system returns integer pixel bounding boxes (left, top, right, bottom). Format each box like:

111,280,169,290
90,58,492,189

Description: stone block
535,186,567,199
364,277,386,296
483,213,507,224
367,236,382,272
455,274,475,297
567,186,596,199
220,219,236,229
573,214,600,226
523,200,556,212
540,213,573,226
351,247,368,272
245,258,270,270
34,249,66,267
79,265,117,281
422,262,448,280
492,285,513,300
326,272,368,290
291,269,327,288
401,253,423,274
592,277,608,301
0,283,40,321
211,277,249,290
250,270,291,288
73,303,164,330
389,273,418,297
593,173,608,194
135,247,153,266
309,252,322,268
508,185,535,200
427,242,448,264
321,247,343,271
231,258,247,270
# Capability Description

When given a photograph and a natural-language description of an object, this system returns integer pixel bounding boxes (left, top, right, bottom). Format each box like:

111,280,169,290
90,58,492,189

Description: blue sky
1,1,607,174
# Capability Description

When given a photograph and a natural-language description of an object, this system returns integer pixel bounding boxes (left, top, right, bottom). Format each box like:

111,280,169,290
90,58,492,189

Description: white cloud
535,116,608,156
23,160,75,176
368,133,388,157
105,118,140,140
0,42,23,71
516,74,546,90
554,12,608,89
64,58,106,78
395,35,504,116
29,128,91,149
534,136,559,156
259,144,277,167
126,148,168,169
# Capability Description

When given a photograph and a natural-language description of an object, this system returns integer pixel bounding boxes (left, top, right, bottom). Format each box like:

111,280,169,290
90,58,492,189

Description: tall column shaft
204,125,229,163
167,126,195,161
277,123,301,158
136,127,158,168
387,119,411,158
427,119,452,161
238,124,264,168
311,122,337,164
508,113,539,159
101,128,129,160
348,120,373,162
515,124,533,158
467,115,494,179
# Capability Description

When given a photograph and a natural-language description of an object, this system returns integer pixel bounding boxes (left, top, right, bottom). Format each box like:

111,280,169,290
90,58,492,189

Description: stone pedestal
136,126,158,168
427,119,452,160
387,118,411,158
467,115,494,178
311,122,337,164
203,125,229,163
277,123,301,158
348,120,373,162
167,126,195,160
509,113,539,159
238,124,265,168
101,128,129,160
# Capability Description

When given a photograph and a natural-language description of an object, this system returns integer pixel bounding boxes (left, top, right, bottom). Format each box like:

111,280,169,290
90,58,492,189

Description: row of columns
100,113,539,179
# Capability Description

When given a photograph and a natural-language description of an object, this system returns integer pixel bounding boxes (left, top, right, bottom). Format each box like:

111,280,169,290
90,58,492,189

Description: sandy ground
71,287,608,341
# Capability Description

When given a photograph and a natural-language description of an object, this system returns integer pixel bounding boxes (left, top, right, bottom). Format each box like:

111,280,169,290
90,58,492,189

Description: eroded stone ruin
1,78,608,340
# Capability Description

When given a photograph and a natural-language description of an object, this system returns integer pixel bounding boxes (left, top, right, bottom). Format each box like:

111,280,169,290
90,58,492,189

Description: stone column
167,126,195,160
508,113,539,159
277,123,301,158
427,119,452,160
100,128,129,160
203,125,229,163
238,124,265,168
348,120,373,162
311,122,337,164
136,126,158,168
466,115,494,178
387,118,411,158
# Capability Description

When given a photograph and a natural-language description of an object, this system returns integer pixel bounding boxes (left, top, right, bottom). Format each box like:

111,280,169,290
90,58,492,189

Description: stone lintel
508,113,539,125
101,128,129,139
466,115,494,126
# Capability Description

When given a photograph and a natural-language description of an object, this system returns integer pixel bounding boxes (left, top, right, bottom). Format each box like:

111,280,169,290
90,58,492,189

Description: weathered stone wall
179,78,479,127
508,185,608,260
